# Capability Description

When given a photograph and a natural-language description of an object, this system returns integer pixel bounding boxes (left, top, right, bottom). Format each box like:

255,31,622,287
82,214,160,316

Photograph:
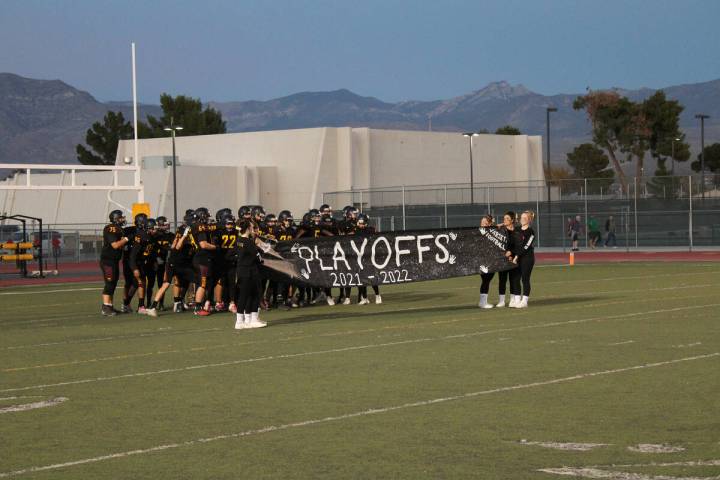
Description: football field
1,262,719,479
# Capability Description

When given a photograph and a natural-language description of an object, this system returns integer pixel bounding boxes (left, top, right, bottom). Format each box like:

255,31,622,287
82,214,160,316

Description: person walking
567,215,582,252
604,215,617,248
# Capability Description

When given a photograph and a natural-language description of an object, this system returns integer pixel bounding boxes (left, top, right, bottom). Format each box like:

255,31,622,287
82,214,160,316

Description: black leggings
498,270,509,295
480,272,495,295
358,285,379,300
509,267,522,296
236,273,261,314
519,253,535,296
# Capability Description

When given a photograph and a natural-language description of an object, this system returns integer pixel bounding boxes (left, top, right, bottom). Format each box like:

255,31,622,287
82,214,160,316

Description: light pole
671,137,680,175
546,107,557,244
462,132,480,204
163,117,183,229
695,114,709,199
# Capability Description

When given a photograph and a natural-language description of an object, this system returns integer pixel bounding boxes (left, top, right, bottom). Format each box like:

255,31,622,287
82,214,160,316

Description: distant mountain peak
430,81,534,116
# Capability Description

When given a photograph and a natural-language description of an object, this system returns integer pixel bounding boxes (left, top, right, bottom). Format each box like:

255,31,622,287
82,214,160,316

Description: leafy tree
566,143,614,194
139,94,226,138
76,111,133,165
691,143,720,173
494,125,522,135
574,90,689,190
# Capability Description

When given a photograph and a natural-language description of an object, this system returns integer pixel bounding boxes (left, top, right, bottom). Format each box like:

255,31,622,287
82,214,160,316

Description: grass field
1,262,720,479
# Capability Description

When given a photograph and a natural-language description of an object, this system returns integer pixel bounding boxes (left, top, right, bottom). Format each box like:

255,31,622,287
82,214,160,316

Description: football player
151,216,174,310
355,213,382,305
214,212,238,313
190,207,217,316
99,210,130,316
120,214,139,313
128,214,153,314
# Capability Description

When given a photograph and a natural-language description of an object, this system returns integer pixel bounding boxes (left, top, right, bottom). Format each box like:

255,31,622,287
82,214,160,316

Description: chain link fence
324,175,720,250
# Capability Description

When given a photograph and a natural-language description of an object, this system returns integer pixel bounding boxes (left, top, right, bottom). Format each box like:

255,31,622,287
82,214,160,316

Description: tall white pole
132,42,144,203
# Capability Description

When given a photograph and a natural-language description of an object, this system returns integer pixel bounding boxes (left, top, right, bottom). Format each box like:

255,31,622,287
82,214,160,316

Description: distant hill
0,73,160,166
1,73,719,171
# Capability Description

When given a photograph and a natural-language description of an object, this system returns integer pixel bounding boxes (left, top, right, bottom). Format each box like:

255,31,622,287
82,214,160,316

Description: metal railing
324,175,720,249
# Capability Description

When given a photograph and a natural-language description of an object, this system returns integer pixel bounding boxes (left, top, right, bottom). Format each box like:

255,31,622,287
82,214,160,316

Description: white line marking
3,302,719,393
0,287,101,296
0,397,67,414
608,340,636,346
2,327,222,350
627,444,685,453
673,342,702,348
0,353,716,479
538,466,719,479
519,440,608,451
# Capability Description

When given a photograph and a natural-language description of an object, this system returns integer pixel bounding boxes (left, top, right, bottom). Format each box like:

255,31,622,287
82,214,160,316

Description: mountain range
1,72,719,171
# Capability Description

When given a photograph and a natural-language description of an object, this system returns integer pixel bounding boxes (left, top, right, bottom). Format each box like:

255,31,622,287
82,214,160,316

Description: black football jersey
101,224,124,262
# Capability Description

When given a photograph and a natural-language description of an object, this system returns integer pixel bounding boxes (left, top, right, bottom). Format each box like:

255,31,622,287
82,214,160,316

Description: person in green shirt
587,216,601,249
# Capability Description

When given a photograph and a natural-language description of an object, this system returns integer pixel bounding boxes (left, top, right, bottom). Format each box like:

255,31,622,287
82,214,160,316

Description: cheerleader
511,211,536,308
495,211,516,307
478,214,496,309
234,220,266,329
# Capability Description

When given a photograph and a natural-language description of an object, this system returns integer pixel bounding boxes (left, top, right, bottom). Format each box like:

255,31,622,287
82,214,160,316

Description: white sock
480,293,488,306
498,294,505,304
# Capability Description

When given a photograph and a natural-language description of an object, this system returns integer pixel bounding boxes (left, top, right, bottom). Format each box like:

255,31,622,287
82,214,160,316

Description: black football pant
100,260,119,296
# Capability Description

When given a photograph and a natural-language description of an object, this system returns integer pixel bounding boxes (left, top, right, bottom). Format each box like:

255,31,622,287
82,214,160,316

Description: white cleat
145,307,158,317
342,297,351,305
326,297,336,306
495,302,506,308
358,297,370,305
375,295,382,304
479,303,494,309
234,313,246,330
249,311,267,328
517,296,529,309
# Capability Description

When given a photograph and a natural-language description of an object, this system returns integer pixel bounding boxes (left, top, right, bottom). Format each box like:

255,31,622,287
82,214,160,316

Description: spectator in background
51,235,61,258
567,215,582,252
605,215,617,248
588,215,601,249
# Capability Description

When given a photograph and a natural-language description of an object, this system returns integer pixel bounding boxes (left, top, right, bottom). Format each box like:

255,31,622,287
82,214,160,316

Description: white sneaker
234,313,246,330
495,302,506,308
358,297,370,305
508,296,519,308
478,294,493,309
145,307,158,317
518,296,529,308
327,297,336,306
249,311,267,328
375,295,382,304
342,297,351,305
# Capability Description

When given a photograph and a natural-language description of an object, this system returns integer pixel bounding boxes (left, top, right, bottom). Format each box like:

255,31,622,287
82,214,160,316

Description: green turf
1,263,719,479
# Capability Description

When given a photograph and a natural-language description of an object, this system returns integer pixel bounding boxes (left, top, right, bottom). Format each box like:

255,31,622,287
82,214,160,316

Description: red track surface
1,252,719,288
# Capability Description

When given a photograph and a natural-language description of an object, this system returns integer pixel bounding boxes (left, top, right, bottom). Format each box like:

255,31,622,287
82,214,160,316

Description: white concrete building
0,127,543,227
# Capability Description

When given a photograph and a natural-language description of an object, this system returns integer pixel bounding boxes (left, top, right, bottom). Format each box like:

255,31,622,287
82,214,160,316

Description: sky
1,0,719,103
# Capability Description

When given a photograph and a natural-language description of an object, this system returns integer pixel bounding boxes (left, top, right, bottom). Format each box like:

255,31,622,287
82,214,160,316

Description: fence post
359,190,363,213
487,185,491,216
443,184,448,229
401,185,406,231
689,175,693,252
633,177,639,248
535,185,540,248
390,216,395,232
584,178,589,249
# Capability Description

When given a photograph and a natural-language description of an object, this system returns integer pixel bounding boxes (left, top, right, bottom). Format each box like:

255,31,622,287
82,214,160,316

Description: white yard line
1,327,222,350
2,302,719,394
4,291,711,373
0,287,101,296
0,352,716,478
0,397,67,414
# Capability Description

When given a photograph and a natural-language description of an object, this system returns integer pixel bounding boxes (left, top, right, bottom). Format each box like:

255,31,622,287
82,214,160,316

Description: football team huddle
99,204,381,329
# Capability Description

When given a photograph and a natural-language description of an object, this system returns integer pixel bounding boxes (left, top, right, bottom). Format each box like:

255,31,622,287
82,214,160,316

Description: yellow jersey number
221,234,237,249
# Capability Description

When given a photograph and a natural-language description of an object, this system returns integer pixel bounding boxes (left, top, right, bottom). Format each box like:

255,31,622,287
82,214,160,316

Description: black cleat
101,305,117,316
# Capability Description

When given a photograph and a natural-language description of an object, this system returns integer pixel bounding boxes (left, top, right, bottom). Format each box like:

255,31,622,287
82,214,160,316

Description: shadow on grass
528,295,607,306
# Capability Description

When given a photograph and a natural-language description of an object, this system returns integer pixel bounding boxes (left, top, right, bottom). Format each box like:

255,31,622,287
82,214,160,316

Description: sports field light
462,132,480,204
164,120,183,229
695,114,709,199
